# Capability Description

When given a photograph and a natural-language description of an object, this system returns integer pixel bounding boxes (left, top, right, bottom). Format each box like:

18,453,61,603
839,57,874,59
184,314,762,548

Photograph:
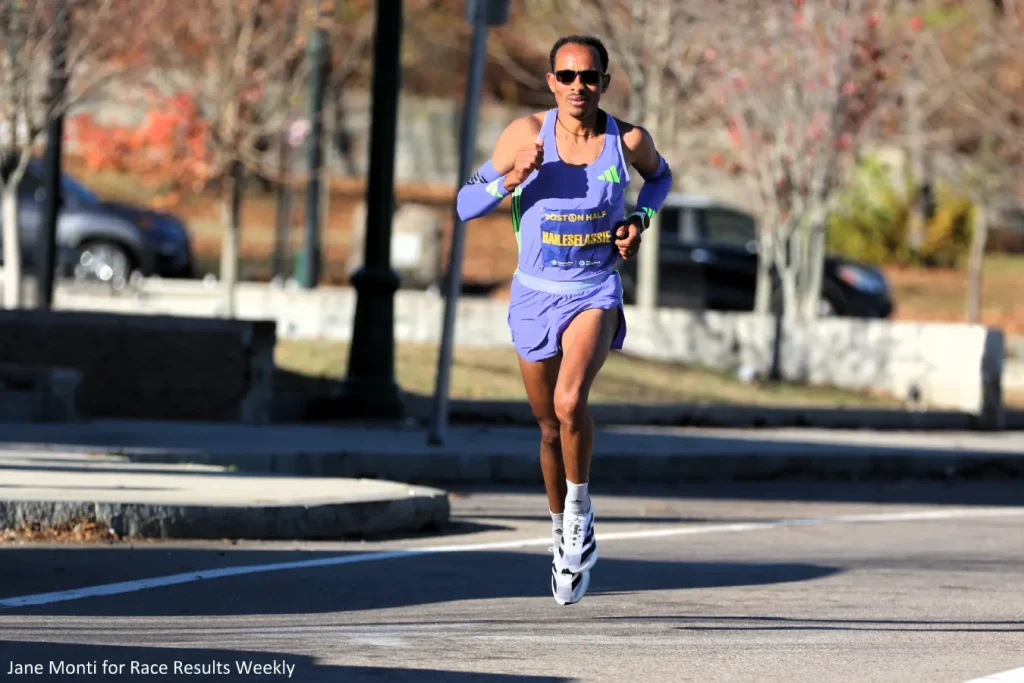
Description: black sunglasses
553,69,604,86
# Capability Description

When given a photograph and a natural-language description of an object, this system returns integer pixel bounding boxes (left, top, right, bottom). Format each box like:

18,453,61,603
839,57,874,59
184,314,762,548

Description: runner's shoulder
612,116,651,152
500,112,545,145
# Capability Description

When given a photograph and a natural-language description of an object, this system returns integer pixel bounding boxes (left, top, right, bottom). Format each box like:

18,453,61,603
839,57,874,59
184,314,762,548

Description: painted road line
2,507,1023,610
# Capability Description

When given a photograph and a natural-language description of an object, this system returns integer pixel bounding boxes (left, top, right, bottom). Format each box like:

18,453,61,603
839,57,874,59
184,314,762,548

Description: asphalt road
1,481,1023,683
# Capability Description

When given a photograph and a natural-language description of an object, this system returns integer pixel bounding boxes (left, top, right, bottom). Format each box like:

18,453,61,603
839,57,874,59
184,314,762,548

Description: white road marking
964,667,1024,682
1,507,1022,610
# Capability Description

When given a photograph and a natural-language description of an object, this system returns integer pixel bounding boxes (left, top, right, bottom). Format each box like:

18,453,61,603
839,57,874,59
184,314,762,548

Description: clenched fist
504,142,544,191
614,215,644,260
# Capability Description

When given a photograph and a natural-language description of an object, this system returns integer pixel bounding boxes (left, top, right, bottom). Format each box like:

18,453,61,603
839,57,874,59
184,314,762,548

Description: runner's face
547,44,606,120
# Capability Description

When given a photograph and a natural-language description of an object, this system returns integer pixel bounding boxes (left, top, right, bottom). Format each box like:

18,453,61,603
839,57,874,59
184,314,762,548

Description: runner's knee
553,389,586,430
537,417,561,444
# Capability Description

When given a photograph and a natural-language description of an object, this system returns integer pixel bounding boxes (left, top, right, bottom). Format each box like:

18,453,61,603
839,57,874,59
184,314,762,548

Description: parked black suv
0,160,195,288
617,194,894,318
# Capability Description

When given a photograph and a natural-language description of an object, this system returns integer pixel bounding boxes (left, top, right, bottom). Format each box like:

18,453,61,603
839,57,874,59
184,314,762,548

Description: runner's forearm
457,160,510,221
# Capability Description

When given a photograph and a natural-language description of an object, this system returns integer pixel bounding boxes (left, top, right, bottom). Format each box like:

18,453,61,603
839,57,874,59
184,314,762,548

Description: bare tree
709,0,885,320
0,0,156,308
905,0,1022,322
556,0,718,168
955,0,1022,323
142,0,310,316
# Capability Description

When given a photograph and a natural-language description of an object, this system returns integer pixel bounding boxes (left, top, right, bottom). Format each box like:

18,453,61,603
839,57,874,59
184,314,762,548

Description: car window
17,173,44,200
60,173,100,206
703,208,757,247
656,206,681,240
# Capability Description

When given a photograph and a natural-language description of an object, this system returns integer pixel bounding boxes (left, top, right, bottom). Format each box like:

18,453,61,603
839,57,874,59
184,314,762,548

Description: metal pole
301,0,330,289
340,0,404,418
272,2,300,282
427,6,491,445
37,0,68,309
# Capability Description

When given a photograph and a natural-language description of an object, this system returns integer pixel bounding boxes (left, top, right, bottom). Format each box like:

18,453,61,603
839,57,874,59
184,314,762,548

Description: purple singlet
507,108,628,362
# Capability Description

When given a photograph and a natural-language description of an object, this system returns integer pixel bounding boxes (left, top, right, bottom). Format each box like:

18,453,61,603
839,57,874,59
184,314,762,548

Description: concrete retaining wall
0,308,276,423
52,280,1004,427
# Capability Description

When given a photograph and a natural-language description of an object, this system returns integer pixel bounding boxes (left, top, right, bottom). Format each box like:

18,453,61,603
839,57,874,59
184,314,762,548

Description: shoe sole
552,569,591,606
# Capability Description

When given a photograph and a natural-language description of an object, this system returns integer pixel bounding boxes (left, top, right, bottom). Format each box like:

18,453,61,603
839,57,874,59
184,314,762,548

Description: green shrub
827,155,975,268
827,155,911,266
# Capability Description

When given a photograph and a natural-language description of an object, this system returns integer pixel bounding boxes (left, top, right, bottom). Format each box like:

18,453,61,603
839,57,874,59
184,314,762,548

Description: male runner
456,35,673,605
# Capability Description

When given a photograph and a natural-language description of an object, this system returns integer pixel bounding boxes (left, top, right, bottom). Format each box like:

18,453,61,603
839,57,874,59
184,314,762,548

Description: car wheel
817,296,836,317
74,241,133,291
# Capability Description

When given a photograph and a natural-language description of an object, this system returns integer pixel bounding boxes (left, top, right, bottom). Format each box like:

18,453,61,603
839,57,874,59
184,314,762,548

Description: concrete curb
0,494,450,541
117,443,1024,486
289,395,1024,431
0,453,451,541
439,400,999,431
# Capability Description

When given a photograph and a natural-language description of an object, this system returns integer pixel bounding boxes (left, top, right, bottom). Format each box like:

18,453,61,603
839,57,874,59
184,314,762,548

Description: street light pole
427,0,509,445
339,0,405,418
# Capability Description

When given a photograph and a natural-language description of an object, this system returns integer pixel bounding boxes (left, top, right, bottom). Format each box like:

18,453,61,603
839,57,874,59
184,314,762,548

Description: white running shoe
551,559,590,606
549,525,591,605
560,505,598,574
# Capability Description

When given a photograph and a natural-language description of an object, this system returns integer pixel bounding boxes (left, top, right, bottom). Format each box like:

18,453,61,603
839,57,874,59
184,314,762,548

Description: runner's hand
614,217,643,260
504,143,544,191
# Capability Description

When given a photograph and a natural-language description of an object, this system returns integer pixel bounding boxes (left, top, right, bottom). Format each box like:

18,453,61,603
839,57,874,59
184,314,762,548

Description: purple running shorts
507,271,626,363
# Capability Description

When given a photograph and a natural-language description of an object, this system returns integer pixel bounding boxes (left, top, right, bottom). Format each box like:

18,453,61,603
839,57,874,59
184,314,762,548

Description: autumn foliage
70,93,214,209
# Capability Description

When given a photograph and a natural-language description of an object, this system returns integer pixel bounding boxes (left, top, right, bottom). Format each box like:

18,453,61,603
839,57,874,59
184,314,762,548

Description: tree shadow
0,545,840,618
447,479,1024,508
594,614,1024,634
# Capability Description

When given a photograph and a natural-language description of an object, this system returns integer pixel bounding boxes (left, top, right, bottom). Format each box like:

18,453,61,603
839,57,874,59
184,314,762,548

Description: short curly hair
549,35,609,73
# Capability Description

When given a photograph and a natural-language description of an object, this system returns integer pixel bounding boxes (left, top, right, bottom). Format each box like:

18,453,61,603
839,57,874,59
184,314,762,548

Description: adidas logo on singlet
597,166,621,183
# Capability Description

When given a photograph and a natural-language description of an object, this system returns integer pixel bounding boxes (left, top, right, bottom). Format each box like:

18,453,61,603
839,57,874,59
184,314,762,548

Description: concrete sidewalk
0,449,450,540
2,419,1023,485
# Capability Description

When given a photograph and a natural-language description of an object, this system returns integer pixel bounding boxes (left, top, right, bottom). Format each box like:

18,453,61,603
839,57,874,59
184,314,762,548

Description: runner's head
547,35,609,121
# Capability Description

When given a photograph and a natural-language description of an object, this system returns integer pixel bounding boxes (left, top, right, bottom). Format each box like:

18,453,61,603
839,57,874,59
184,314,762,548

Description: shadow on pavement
0,545,840,618
0,640,568,682
594,614,1024,633
447,479,1024,508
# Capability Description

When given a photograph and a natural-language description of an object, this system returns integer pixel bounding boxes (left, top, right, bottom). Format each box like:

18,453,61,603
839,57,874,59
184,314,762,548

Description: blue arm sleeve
457,160,510,222
635,156,673,224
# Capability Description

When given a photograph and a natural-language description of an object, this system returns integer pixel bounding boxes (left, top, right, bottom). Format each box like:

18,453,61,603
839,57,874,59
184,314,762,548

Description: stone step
0,364,81,423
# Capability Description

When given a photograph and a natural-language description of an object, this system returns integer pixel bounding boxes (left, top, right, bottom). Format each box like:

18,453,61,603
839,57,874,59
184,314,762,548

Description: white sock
550,510,563,535
565,480,591,515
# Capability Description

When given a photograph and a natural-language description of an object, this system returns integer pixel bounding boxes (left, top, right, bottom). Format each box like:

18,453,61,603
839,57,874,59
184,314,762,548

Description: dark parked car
0,159,194,288
617,194,894,318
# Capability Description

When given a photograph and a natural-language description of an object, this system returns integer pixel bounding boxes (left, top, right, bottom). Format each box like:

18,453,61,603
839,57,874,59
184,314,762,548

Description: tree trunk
635,211,660,310
779,237,799,322
627,0,646,123
965,198,988,324
320,94,334,263
332,86,357,176
219,160,243,317
2,185,22,309
800,223,827,320
905,72,928,254
753,232,773,314
272,133,294,281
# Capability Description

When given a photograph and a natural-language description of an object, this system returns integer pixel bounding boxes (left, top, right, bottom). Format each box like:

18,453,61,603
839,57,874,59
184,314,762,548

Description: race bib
539,206,616,270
